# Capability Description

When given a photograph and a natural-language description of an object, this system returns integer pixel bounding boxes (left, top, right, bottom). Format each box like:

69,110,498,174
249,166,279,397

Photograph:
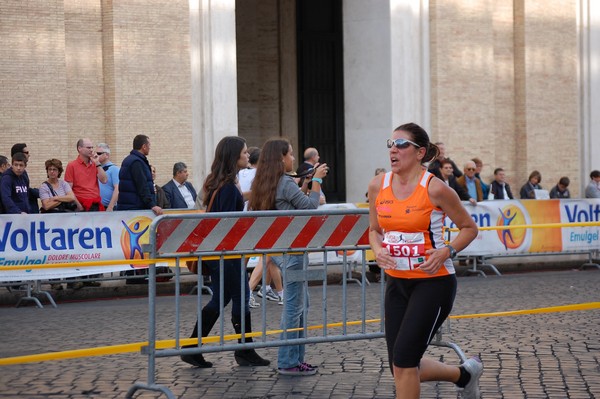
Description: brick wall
108,0,192,184
0,0,192,190
0,0,583,199
431,0,580,196
0,0,69,188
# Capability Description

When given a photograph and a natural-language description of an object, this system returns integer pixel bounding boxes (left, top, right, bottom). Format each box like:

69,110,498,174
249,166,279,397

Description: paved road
0,269,599,398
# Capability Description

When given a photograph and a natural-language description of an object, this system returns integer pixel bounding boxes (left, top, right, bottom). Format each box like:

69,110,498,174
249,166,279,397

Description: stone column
343,0,430,202
189,0,238,190
579,0,600,190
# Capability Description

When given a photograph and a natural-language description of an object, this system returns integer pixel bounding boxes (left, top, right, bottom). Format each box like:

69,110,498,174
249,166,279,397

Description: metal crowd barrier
126,209,468,399
447,222,600,277
461,250,600,277
0,267,206,309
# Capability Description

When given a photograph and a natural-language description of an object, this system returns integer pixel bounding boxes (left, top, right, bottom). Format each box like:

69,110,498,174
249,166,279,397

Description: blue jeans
204,258,249,318
272,254,310,369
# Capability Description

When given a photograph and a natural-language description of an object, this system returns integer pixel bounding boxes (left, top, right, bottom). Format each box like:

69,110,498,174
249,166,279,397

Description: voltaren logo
120,216,152,268
496,205,527,250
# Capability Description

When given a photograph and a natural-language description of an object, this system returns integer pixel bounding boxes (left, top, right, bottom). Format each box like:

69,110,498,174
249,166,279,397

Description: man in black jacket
118,135,163,216
488,168,514,200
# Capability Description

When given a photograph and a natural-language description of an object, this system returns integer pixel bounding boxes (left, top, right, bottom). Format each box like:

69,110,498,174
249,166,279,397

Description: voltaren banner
446,199,600,256
0,210,166,282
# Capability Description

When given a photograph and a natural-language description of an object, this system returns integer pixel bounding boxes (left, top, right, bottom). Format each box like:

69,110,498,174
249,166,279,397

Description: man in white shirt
238,147,260,196
162,162,197,209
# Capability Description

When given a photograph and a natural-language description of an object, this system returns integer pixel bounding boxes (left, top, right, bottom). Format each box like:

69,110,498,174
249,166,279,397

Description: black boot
181,307,219,368
232,313,270,366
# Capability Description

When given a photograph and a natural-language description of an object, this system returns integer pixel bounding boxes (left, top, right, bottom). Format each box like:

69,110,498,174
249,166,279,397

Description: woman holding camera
249,138,329,376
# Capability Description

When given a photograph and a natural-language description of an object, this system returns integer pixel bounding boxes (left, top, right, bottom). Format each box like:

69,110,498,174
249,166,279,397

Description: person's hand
313,163,329,179
92,153,101,166
375,247,396,270
468,198,477,205
76,203,84,212
419,247,450,275
107,205,114,212
152,206,163,216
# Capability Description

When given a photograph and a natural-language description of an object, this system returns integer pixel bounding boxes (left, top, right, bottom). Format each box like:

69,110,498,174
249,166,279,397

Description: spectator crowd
420,141,600,202
1,134,600,383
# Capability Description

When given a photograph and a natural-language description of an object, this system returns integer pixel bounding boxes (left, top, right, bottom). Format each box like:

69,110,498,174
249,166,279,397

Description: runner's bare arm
368,175,396,269
419,177,478,274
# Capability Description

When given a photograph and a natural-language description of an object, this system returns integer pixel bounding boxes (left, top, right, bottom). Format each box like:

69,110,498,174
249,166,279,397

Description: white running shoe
258,286,281,302
248,293,260,308
461,356,483,399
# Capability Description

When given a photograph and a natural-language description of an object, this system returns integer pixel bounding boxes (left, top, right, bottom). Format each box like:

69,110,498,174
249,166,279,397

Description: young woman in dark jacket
180,136,269,368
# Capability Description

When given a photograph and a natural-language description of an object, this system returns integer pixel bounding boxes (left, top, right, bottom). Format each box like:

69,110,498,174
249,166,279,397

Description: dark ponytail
423,143,440,164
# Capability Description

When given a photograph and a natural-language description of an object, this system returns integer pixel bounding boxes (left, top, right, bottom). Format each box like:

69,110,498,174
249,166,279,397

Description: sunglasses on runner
386,138,420,150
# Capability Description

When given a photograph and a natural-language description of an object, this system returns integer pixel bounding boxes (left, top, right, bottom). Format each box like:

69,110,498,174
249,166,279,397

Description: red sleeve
64,162,74,184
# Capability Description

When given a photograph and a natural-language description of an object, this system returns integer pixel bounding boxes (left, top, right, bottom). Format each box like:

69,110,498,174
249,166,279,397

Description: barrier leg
34,280,57,308
430,322,468,363
127,262,175,399
188,280,213,296
465,257,501,277
125,382,176,399
343,258,367,287
15,283,44,309
464,257,487,277
479,257,502,276
13,281,57,308
580,251,600,270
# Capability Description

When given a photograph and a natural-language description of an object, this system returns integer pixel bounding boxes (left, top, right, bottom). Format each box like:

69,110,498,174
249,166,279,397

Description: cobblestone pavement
0,269,599,398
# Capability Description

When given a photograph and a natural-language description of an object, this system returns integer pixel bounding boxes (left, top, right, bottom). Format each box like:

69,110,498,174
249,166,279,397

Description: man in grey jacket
585,170,600,198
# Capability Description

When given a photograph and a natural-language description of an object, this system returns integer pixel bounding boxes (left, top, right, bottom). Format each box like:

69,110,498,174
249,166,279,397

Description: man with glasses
456,160,483,203
63,139,108,288
65,138,108,212
96,143,120,211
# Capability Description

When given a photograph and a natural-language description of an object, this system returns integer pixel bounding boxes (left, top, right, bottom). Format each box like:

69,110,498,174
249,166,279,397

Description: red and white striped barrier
153,211,371,255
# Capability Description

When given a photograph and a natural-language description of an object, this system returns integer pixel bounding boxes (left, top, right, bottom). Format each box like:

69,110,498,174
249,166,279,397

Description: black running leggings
384,274,457,370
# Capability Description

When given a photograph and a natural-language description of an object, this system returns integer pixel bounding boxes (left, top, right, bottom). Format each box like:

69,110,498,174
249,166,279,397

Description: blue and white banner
0,211,160,282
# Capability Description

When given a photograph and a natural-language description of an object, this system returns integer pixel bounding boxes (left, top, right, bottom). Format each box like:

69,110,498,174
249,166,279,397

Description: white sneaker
460,356,483,399
248,293,260,308
258,286,280,302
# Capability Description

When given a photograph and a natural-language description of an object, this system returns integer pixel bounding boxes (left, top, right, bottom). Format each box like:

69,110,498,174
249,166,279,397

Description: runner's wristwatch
446,244,457,259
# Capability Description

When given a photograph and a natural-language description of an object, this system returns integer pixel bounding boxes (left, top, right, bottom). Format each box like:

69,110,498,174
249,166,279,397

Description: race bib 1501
382,231,426,270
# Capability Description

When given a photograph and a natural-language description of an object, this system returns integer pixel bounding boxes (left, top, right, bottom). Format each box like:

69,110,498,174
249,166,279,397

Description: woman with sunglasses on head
367,123,481,399
180,136,270,369
249,138,328,376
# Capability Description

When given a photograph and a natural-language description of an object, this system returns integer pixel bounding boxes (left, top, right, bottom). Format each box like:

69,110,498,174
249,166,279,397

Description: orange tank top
375,170,454,279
